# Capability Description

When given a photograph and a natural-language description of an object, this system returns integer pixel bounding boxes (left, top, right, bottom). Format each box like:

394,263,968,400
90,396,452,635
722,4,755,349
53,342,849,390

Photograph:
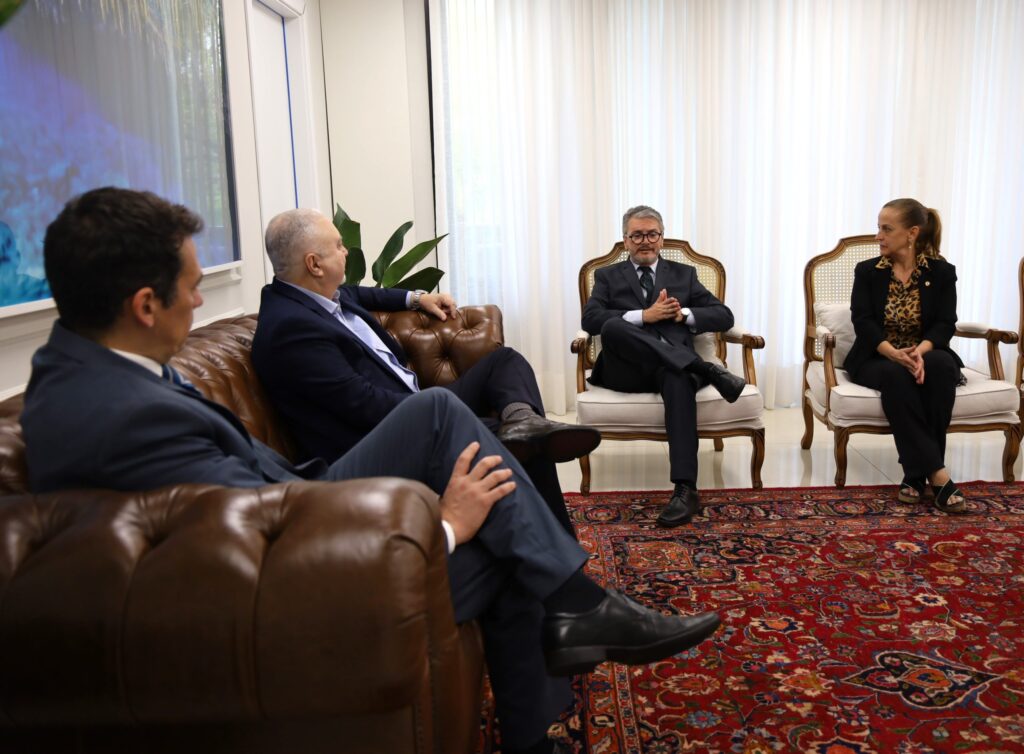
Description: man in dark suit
22,188,721,754
251,208,596,535
582,205,746,527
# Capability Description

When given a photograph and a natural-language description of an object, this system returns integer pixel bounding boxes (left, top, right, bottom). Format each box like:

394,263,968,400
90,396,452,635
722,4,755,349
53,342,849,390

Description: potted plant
333,205,446,292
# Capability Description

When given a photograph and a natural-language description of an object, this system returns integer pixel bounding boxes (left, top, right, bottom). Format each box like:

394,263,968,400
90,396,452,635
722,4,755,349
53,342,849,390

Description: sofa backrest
0,305,504,496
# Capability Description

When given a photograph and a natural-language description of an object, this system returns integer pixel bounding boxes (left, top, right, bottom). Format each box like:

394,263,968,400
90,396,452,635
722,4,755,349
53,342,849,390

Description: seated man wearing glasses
581,205,746,528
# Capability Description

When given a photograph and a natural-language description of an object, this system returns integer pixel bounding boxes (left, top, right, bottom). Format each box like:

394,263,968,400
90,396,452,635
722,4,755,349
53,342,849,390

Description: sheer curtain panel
430,0,1024,412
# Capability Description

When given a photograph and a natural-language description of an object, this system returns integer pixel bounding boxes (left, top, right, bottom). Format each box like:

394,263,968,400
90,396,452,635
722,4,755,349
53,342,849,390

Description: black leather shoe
657,485,701,527
497,414,600,463
543,589,721,676
706,365,745,403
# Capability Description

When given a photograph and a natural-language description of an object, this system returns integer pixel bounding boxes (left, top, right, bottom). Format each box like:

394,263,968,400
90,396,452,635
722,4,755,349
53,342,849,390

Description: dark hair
882,197,942,258
44,187,203,335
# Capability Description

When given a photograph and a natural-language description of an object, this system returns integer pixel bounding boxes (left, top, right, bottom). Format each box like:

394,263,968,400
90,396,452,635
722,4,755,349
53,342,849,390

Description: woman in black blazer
845,198,965,513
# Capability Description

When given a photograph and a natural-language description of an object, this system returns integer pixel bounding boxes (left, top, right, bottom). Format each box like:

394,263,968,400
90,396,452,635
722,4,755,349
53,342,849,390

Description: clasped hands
883,341,932,384
642,289,686,323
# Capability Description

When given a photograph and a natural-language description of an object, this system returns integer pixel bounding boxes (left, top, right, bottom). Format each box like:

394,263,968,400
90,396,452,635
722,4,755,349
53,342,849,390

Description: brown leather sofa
0,306,507,754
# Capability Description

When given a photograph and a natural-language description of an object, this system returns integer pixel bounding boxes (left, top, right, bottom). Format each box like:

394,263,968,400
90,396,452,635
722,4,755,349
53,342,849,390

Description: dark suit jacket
581,256,734,364
252,279,413,463
844,255,963,376
22,322,322,494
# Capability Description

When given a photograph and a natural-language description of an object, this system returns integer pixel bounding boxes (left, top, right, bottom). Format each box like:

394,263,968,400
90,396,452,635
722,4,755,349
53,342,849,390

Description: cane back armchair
571,239,766,494
802,235,1021,486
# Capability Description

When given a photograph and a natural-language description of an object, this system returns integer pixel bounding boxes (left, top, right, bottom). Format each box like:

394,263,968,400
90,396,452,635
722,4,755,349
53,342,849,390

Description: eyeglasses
627,231,663,243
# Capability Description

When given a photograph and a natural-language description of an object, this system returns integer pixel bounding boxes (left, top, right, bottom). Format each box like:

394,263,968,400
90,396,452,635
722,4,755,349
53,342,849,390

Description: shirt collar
110,348,163,377
875,253,931,270
631,258,658,275
280,278,341,315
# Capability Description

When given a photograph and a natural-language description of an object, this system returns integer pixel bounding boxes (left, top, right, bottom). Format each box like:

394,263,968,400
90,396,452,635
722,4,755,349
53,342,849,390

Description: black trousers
445,346,575,536
325,389,586,747
590,318,701,483
848,351,959,479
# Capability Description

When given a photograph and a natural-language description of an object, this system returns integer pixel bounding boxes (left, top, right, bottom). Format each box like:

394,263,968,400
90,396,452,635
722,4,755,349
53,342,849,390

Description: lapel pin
924,281,931,287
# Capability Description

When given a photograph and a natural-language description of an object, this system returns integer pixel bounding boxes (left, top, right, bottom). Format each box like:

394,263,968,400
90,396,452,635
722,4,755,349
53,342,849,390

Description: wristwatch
410,290,427,310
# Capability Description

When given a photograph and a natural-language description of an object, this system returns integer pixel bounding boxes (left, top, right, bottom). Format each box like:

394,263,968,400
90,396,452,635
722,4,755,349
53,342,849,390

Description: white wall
320,0,436,275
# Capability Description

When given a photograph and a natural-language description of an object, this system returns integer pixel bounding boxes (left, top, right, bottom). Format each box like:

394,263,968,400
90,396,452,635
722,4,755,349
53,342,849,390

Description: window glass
0,0,238,308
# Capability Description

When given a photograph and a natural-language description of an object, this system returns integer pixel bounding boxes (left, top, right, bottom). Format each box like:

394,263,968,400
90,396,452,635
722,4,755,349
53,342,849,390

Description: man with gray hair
582,205,746,527
252,208,599,535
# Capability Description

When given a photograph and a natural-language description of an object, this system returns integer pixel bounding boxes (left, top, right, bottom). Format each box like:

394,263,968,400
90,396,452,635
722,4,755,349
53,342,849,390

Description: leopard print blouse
877,254,930,349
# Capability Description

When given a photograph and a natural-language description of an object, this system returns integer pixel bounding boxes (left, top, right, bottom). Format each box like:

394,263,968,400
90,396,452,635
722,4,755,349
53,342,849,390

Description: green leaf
380,234,448,288
333,205,362,250
394,267,445,293
371,221,414,284
0,0,25,27
343,247,366,285
340,219,361,250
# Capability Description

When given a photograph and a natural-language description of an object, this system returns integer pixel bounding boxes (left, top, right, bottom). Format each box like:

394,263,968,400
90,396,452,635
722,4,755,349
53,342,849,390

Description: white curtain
429,0,1024,412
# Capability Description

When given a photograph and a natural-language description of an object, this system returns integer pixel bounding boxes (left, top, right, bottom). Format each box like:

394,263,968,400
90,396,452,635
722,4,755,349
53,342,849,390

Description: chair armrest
722,327,765,385
722,326,765,350
955,322,1018,343
0,478,460,725
811,326,840,404
571,331,591,394
377,304,505,387
955,324,1018,380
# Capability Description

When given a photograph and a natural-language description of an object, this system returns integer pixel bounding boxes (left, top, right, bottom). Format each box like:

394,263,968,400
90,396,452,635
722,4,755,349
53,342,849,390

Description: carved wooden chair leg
833,427,850,488
750,428,765,489
800,397,814,449
579,454,592,495
1003,427,1022,483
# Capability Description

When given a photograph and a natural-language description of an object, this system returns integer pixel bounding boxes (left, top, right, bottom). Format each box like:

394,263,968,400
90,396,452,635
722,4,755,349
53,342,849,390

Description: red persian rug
479,482,1024,753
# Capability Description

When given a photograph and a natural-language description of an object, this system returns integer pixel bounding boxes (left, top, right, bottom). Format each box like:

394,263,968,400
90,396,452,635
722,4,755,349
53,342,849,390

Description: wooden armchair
570,239,766,494
801,235,1021,486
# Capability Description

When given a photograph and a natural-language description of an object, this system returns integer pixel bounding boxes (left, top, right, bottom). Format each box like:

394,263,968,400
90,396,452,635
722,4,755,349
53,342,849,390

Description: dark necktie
639,266,654,306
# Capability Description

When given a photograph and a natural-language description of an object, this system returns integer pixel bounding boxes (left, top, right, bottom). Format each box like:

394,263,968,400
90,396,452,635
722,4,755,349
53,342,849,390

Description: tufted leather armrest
0,478,462,724
372,305,504,387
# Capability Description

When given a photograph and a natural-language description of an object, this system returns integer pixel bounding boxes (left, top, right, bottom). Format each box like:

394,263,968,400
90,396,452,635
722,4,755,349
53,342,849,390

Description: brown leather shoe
497,414,600,463
657,485,701,527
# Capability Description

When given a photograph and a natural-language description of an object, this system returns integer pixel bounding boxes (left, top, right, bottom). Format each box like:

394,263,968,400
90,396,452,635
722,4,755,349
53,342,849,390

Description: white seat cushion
805,362,1021,427
576,373,764,432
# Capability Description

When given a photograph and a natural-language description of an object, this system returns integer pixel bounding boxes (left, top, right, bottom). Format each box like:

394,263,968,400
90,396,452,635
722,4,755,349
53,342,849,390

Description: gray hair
622,205,664,236
264,208,326,279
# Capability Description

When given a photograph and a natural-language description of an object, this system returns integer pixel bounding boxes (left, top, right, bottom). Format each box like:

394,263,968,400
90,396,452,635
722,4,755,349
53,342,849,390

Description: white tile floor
552,407,1023,493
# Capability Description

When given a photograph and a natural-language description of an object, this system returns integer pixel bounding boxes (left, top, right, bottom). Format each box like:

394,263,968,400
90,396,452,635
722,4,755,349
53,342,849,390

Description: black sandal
931,480,967,514
898,476,927,504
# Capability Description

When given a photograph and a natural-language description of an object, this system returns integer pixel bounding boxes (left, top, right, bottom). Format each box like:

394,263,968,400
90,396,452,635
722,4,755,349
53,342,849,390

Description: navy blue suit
252,278,574,534
22,321,585,748
581,257,735,483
